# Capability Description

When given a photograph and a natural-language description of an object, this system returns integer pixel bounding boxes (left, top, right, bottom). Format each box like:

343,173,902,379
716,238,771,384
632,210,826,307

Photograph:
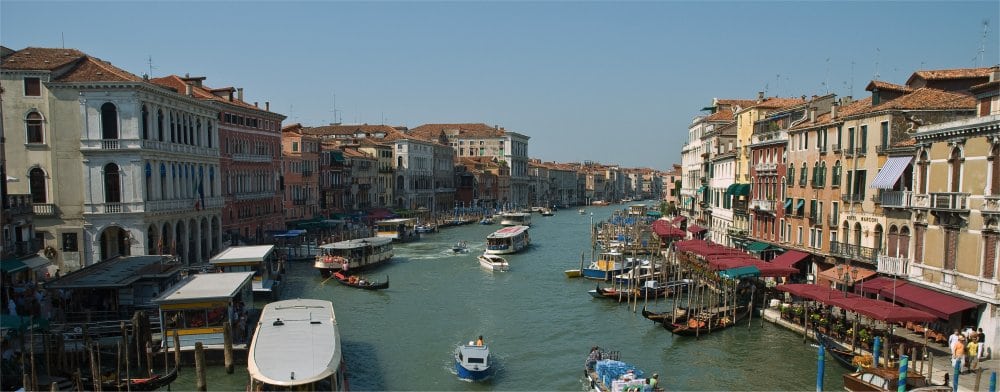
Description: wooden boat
375,218,420,242
485,225,531,255
315,237,394,277
588,284,671,301
248,299,348,391
478,254,509,272
332,271,389,290
93,366,180,391
641,306,688,324
815,329,862,371
415,223,437,234
582,251,634,281
455,340,492,381
842,366,945,392
564,269,582,278
666,304,752,336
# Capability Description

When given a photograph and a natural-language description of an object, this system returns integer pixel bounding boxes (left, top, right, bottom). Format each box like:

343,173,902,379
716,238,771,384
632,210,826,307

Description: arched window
397,156,404,168
888,225,899,257
157,109,165,141
787,164,795,187
853,223,862,246
799,161,808,186
141,105,149,140
170,112,177,143
832,160,842,187
145,162,152,200
898,226,910,258
101,102,119,139
104,163,122,203
820,161,827,186
29,167,46,203
873,224,883,253
949,147,962,192
25,111,44,144
207,122,213,148
918,151,929,194
397,175,405,190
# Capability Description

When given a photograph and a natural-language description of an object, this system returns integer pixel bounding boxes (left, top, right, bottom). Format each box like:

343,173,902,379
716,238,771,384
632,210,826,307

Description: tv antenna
330,93,342,124
146,55,157,78
824,58,831,94
874,47,880,81
975,19,990,66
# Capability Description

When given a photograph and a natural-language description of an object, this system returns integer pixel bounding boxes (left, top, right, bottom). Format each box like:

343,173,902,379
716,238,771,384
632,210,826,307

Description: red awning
672,216,687,225
749,261,799,277
651,219,685,238
878,283,979,319
856,276,906,296
687,224,707,234
824,296,937,323
776,284,854,302
770,250,810,269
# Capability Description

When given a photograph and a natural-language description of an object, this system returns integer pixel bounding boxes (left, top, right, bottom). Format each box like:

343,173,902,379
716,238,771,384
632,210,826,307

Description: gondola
79,366,180,392
333,271,389,290
815,329,862,371
641,305,688,324
665,304,751,336
588,285,671,300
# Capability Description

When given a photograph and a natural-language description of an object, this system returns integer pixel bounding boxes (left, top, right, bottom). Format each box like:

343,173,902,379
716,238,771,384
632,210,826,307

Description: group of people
585,346,661,392
949,327,987,374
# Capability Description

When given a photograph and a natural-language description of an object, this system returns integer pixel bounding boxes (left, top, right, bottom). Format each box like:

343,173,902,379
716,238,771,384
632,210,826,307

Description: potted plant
792,306,804,323
858,329,872,350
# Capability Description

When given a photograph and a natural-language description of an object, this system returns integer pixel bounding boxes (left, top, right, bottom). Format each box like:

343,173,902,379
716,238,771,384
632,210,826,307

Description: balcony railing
879,190,912,208
876,145,889,155
750,199,776,212
293,198,308,206
984,195,1000,213
231,153,272,163
877,255,911,277
5,194,33,215
832,143,841,153
856,146,867,155
32,204,57,216
827,214,839,227
844,148,854,157
145,197,224,213
754,162,778,172
235,191,277,201
808,212,821,226
840,193,864,203
927,192,970,211
80,138,219,157
84,202,145,214
830,241,879,264
819,145,828,154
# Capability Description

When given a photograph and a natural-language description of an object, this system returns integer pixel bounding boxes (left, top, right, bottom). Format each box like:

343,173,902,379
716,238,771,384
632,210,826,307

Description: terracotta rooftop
861,88,975,113
791,97,874,130
906,67,994,84
57,56,143,83
150,75,276,113
1,47,86,70
752,97,808,110
866,80,914,93
704,108,736,122
300,124,401,137
409,123,506,139
892,138,917,148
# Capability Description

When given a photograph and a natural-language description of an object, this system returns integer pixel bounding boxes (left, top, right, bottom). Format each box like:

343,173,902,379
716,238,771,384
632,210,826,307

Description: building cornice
913,115,1000,142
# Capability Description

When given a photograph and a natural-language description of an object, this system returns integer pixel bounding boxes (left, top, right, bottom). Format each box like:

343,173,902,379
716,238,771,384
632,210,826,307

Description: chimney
831,101,839,120
265,101,270,111
757,91,764,103
185,84,192,96
237,88,244,102
809,107,817,123
991,66,1000,82
254,101,258,108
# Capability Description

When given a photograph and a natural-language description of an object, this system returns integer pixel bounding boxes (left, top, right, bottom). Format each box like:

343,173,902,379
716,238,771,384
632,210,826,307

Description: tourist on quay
949,329,961,351
952,335,966,370
966,336,980,373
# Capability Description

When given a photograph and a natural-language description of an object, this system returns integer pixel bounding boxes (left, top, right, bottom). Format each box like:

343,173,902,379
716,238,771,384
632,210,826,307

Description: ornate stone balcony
32,204,57,216
879,191,912,208
830,241,878,265
750,198,776,213
877,255,910,276
231,153,272,163
81,139,219,157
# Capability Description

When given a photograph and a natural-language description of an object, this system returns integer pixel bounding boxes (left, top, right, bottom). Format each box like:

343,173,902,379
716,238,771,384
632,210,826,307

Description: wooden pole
145,343,153,378
194,342,207,392
30,319,38,392
223,322,234,374
119,321,130,392
116,341,122,390
88,343,101,392
172,331,181,371
73,369,83,392
50,381,58,391
927,350,934,384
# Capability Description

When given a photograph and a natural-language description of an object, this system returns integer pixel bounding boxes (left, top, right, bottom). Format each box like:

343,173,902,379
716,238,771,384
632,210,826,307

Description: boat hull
564,269,582,278
455,362,491,381
582,268,626,281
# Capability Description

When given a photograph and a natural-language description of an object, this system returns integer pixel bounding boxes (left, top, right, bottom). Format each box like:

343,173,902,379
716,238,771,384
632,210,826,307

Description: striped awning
871,156,912,189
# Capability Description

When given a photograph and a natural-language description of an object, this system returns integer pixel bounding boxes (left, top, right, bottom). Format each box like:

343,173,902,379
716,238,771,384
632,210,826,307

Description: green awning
0,259,27,274
719,265,761,280
646,211,662,217
796,199,805,211
697,186,707,194
784,199,793,209
746,241,774,253
726,184,751,197
331,151,345,163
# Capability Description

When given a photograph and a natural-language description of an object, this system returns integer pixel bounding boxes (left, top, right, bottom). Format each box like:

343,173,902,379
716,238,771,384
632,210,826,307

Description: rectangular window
62,233,78,252
848,127,855,150
832,202,839,223
817,228,823,249
836,126,843,149
854,170,867,198
981,100,993,117
24,77,41,96
797,226,803,245
860,125,868,153
880,122,889,151
292,142,298,152
779,218,785,240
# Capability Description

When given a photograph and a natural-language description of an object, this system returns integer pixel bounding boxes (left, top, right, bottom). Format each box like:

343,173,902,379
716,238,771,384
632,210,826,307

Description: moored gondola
815,329,862,371
641,305,688,324
332,271,389,290
666,304,751,336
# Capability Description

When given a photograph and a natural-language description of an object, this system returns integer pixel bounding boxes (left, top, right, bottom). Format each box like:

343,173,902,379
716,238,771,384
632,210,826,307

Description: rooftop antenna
874,47,880,81
775,74,780,97
61,32,65,48
849,60,855,98
824,58,831,94
975,19,990,66
330,93,342,124
146,55,157,78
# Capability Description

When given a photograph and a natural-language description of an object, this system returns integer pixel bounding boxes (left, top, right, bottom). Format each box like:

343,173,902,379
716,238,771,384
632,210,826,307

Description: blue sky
2,1,997,169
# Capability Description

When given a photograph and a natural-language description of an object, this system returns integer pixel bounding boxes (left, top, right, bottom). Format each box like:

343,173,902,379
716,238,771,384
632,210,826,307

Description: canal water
171,204,846,391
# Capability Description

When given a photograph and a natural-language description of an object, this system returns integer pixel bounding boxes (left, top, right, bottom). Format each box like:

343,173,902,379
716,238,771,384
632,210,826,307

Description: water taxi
578,209,586,215
209,245,282,300
582,251,634,281
479,216,494,225
498,212,532,226
452,241,469,253
248,299,347,391
455,339,492,381
314,237,394,277
375,218,420,242
540,208,554,216
485,225,531,255
478,254,510,272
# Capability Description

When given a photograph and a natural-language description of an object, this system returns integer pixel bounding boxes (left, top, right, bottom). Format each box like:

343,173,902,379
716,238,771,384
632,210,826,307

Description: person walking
952,335,966,372
966,336,980,373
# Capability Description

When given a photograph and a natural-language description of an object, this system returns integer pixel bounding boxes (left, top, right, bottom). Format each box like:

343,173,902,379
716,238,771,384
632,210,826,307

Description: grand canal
171,204,847,390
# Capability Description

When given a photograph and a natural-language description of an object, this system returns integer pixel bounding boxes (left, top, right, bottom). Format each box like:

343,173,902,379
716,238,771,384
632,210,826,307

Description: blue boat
582,251,635,281
454,340,492,381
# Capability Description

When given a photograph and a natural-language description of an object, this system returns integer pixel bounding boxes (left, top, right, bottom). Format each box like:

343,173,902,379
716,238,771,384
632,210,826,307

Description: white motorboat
478,254,509,272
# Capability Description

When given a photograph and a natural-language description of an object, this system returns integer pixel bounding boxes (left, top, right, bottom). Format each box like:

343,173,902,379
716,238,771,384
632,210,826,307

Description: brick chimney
265,101,270,111
831,101,839,120
809,106,817,123
185,84,192,96
237,88,244,102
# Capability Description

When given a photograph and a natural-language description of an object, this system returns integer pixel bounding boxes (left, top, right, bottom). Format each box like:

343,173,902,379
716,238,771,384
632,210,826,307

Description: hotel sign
844,215,880,223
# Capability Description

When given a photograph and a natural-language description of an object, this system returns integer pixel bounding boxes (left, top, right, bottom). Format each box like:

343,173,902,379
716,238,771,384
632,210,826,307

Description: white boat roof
487,225,529,239
248,299,341,386
376,218,416,224
319,236,392,249
209,245,275,264
501,212,530,217
153,272,254,304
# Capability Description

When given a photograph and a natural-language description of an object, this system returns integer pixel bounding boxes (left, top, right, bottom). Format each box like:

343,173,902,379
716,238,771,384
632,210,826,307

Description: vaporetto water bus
375,218,420,242
498,211,532,226
314,237,394,277
248,299,348,391
485,225,531,255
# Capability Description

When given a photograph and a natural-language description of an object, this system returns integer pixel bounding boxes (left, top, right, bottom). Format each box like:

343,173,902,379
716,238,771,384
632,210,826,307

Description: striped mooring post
896,355,908,392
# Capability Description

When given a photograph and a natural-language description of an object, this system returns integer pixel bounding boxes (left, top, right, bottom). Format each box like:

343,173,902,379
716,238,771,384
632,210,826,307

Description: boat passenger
649,373,659,390
586,346,601,370
476,335,484,346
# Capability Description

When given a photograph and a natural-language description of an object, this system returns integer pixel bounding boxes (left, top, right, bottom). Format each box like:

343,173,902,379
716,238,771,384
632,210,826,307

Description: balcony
3,239,42,258
876,145,889,155
146,197,224,213
5,194,33,215
750,199,776,213
844,148,854,157
840,193,864,203
293,198,308,206
832,143,842,153
856,146,867,155
84,202,145,214
798,178,807,187
877,255,910,277
808,212,822,226
80,139,218,157
235,191,277,201
830,241,879,264
827,214,839,227
926,192,969,211
32,204,57,216
984,195,1000,213
819,145,828,155
231,153,272,163
879,190,912,208
754,162,777,172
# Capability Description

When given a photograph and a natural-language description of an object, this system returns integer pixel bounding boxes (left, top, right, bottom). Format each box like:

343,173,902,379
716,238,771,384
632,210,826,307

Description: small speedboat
415,223,436,234
455,340,492,381
578,209,586,215
452,241,469,253
478,254,509,272
479,217,494,225
540,208,554,216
